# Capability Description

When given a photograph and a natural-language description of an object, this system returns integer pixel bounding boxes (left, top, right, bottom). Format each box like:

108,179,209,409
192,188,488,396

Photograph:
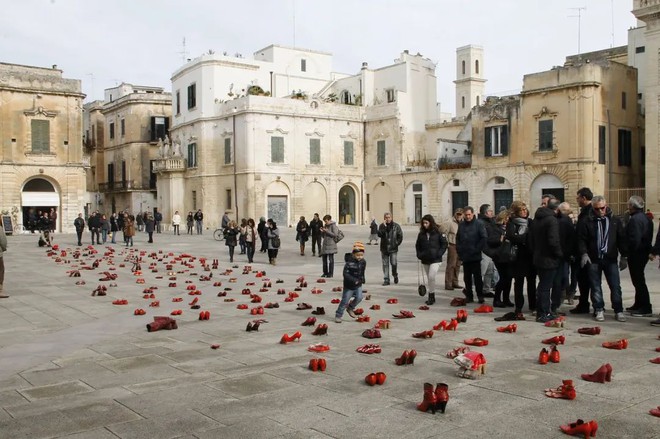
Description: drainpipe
606,109,612,195
269,71,273,97
233,110,239,221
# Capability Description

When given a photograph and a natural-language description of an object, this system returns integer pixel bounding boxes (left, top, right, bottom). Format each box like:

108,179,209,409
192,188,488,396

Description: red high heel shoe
412,330,434,339
365,373,377,386
434,383,449,413
650,357,660,364
560,419,595,438
301,317,317,326
280,331,302,344
407,349,417,365
539,348,550,365
577,326,601,335
496,323,517,333
464,338,489,346
581,363,611,383
456,309,468,323
433,320,448,330
602,339,628,350
375,372,387,385
417,383,437,413
542,335,565,345
444,319,459,331
312,324,328,335
395,350,410,366
545,380,576,400
549,345,560,363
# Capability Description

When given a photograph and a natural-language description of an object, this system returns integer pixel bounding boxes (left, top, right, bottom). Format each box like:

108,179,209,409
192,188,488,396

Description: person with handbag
266,219,280,265
484,210,514,308
415,214,448,306
224,220,239,263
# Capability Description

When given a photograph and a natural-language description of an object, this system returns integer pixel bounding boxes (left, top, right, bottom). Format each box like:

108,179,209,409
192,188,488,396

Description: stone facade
0,62,86,233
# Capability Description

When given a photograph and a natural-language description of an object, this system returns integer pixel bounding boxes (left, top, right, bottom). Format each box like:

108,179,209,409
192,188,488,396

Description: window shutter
32,120,50,153
150,117,156,141
501,126,508,156
484,128,492,157
164,117,170,135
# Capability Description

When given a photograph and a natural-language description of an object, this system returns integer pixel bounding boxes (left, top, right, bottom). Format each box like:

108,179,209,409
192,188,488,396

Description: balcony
437,156,472,170
99,180,137,193
152,157,186,173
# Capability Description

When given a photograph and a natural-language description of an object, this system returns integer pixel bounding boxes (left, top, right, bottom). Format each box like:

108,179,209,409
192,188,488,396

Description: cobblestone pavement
0,225,658,438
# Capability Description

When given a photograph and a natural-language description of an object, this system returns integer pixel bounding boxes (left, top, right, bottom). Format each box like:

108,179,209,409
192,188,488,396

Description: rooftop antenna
177,37,189,62
568,7,587,54
610,0,615,48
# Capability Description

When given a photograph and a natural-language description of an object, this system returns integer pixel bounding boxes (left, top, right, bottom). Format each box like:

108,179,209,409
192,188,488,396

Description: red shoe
417,383,437,413
237,304,248,310
542,335,565,345
545,380,576,400
370,304,381,310
544,317,565,328
560,419,595,437
189,297,199,306
649,357,660,364
386,298,398,304
330,298,340,304
577,326,601,335
308,358,319,372
496,323,517,333
375,372,387,385
434,383,449,413
356,344,382,354
602,339,628,350
456,309,468,323
365,373,377,386
464,338,489,346
392,310,415,318
450,297,466,307
650,406,660,417
312,324,328,336
317,358,327,372
444,319,459,331
301,317,317,326
395,350,409,366
407,349,417,365
581,364,611,383
307,343,330,352
549,345,560,363
539,348,549,365
412,330,434,339
433,320,448,330
474,305,494,313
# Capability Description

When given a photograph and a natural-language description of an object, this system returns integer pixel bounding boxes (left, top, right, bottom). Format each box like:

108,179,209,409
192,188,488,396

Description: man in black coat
570,187,594,314
626,195,653,317
456,206,487,303
309,213,323,257
554,203,576,314
529,199,562,323
577,195,628,323
74,213,85,246
88,211,101,245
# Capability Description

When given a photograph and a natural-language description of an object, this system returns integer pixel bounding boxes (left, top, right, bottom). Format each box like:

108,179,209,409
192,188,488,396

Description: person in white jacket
172,211,181,235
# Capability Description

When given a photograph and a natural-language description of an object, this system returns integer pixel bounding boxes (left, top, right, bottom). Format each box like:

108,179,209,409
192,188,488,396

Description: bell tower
454,45,487,118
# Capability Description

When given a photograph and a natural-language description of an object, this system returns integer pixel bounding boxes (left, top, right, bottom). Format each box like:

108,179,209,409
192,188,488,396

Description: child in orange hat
335,241,366,323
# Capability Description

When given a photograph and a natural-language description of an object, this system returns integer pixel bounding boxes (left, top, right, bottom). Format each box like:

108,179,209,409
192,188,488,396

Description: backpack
333,228,345,243
271,236,281,248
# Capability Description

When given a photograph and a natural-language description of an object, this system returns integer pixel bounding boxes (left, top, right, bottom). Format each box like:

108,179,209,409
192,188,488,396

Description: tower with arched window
454,45,486,118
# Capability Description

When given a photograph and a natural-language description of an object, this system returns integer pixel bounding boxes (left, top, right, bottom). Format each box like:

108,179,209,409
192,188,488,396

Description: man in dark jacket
88,211,101,245
554,204,576,314
377,212,403,285
154,209,163,233
477,204,496,297
577,195,628,322
456,206,487,303
74,213,85,246
309,213,323,257
257,217,268,253
529,199,562,323
626,195,653,317
570,187,594,314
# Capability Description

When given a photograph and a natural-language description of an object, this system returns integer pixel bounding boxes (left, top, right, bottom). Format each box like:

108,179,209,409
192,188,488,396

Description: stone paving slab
0,226,658,438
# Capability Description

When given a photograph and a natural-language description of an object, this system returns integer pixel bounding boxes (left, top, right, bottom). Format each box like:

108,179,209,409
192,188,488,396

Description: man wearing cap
443,209,463,290
335,241,366,323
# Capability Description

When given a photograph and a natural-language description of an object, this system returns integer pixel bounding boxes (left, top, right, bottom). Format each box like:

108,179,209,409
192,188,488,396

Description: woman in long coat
266,219,280,265
415,214,448,306
296,216,310,256
224,220,239,263
123,214,135,247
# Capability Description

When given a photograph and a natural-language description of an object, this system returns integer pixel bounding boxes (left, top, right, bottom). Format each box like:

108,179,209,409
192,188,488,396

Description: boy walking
335,242,366,323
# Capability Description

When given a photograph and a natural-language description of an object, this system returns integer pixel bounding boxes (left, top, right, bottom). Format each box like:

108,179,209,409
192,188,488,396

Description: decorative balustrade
152,157,186,172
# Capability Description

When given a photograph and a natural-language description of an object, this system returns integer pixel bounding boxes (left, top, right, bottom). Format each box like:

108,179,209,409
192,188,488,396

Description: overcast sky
0,0,637,114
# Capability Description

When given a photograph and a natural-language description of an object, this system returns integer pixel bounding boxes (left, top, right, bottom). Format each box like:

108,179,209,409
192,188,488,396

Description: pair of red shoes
356,344,381,354
395,349,417,365
581,363,612,383
560,419,598,437
362,328,381,339
170,309,183,315
412,330,434,339
280,331,302,344
433,319,459,331
474,304,494,313
545,379,576,400
417,383,449,414
198,311,210,320
539,346,560,364
365,372,387,386
386,298,398,304
112,299,128,305
456,309,468,322
301,316,317,326
308,358,327,372
134,308,146,315
496,323,517,333
602,339,628,350
392,310,415,319
311,324,328,335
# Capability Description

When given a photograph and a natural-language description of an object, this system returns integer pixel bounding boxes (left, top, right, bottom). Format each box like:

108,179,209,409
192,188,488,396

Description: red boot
416,383,437,413
434,383,449,413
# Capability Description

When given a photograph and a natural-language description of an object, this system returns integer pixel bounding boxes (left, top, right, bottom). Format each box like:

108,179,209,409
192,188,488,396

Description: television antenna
177,37,189,62
568,7,587,54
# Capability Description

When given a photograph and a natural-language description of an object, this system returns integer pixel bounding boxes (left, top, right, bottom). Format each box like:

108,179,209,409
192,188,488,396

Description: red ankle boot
434,383,449,413
417,383,437,413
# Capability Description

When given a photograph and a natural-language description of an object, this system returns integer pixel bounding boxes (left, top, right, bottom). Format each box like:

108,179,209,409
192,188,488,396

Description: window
175,90,181,114
120,119,125,137
187,83,197,109
366,194,370,211
270,136,284,163
341,90,352,104
617,129,632,166
475,60,479,74
598,125,606,164
461,96,465,109
641,146,646,166
301,59,306,72
107,163,114,184
343,141,354,165
485,125,508,157
412,183,423,192
109,122,115,140
188,142,197,167
150,116,169,142
309,138,320,164
622,92,627,110
226,189,232,209
539,120,553,151
192,190,197,210
462,60,465,75
31,120,50,153
377,140,386,166
121,161,126,182
636,46,645,53
386,89,395,103
224,138,231,164
149,160,157,189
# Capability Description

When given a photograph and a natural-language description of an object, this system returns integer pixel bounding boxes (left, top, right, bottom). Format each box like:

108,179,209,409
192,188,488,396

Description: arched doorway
530,173,564,212
338,185,357,224
22,178,59,232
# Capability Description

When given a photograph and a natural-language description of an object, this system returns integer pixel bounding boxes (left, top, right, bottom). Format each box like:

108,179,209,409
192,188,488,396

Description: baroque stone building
0,62,86,233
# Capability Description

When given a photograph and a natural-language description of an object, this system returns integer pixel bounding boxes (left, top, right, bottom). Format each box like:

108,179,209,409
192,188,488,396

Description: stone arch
530,172,565,212
404,179,428,224
440,176,470,219
338,183,359,224
483,175,514,213
302,181,328,220
21,176,61,232
265,179,292,227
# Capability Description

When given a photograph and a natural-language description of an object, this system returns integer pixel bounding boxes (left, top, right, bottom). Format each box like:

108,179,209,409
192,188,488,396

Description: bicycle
213,228,226,241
